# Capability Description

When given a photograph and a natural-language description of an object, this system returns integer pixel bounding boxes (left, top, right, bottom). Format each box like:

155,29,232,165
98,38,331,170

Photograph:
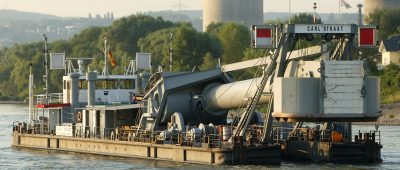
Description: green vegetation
1,11,400,104
381,64,400,104
366,8,400,39
0,15,255,101
0,15,177,101
266,13,323,24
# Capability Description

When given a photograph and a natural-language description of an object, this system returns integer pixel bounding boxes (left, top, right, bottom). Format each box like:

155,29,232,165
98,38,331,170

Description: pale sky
0,0,364,18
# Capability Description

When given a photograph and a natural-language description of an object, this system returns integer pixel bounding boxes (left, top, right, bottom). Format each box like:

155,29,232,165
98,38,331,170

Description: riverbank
355,103,400,126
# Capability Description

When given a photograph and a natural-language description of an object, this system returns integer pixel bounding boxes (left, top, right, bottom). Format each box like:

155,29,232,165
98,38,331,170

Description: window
95,80,118,89
120,79,135,89
79,80,87,89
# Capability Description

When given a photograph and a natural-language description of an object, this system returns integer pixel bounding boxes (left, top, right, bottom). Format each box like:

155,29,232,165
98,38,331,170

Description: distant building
379,36,400,66
202,0,263,31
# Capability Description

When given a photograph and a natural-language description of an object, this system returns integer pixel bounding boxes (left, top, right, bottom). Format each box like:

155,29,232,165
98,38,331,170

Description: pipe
202,77,272,116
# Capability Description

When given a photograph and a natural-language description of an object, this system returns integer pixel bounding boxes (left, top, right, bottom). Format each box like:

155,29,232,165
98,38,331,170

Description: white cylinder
202,0,264,31
202,77,272,116
222,126,232,141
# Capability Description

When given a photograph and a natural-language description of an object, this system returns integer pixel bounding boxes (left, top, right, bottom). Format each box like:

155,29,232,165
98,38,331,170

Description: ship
12,24,382,165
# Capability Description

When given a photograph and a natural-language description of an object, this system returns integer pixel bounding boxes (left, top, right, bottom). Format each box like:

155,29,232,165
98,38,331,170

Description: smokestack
86,70,97,107
69,73,80,118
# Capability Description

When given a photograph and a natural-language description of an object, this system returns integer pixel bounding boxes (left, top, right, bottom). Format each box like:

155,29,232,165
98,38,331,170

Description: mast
103,33,109,75
43,35,49,105
357,4,364,26
29,64,33,123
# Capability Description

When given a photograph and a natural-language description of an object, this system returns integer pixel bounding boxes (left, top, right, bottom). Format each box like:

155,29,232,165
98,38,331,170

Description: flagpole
289,0,291,24
103,33,108,76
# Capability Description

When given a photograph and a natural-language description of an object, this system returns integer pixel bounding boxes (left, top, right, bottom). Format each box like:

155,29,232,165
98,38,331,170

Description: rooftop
381,36,400,52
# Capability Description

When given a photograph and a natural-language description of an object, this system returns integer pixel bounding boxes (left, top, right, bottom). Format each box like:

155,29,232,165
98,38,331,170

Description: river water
0,104,399,170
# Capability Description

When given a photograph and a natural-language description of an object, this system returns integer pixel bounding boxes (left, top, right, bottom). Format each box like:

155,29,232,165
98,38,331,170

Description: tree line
1,10,399,102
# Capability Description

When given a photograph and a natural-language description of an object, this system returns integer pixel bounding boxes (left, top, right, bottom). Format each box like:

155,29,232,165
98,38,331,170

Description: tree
207,22,250,64
380,64,400,103
290,13,322,24
366,8,400,39
138,24,222,71
200,52,218,70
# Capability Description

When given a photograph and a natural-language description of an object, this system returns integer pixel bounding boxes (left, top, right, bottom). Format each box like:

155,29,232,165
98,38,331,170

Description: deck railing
36,93,63,104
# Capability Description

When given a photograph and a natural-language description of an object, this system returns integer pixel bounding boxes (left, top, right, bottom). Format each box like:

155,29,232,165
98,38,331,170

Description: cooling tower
202,0,263,31
364,0,400,18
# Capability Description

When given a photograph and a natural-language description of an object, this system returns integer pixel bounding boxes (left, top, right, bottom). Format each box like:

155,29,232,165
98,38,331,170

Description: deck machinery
12,24,382,165
137,24,381,163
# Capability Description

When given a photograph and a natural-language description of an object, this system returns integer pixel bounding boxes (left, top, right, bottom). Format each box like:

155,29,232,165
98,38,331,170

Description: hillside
0,10,114,48
0,9,60,21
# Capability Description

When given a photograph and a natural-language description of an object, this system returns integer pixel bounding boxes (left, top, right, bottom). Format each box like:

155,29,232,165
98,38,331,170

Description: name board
56,125,73,137
293,24,353,34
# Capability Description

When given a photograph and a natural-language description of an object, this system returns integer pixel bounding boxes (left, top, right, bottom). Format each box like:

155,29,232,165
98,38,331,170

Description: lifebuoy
77,112,82,123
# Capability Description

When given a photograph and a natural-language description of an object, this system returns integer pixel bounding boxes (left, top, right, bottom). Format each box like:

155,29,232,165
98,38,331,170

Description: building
364,0,400,19
379,36,400,66
202,0,263,31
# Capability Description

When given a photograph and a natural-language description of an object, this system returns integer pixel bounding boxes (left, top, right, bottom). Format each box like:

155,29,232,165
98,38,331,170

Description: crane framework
135,24,381,163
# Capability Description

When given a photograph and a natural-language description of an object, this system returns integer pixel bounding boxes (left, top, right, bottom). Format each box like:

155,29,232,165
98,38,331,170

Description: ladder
232,30,286,140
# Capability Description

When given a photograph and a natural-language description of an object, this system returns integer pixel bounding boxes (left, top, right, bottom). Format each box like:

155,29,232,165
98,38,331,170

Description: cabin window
63,80,66,90
96,80,106,89
95,80,119,89
67,81,70,90
120,80,135,89
79,80,87,89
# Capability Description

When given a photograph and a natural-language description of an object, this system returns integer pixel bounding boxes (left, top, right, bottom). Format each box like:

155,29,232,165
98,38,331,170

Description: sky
0,0,364,18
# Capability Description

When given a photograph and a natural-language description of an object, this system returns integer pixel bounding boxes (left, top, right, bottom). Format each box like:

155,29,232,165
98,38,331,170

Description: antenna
43,34,49,105
313,2,317,24
173,0,187,12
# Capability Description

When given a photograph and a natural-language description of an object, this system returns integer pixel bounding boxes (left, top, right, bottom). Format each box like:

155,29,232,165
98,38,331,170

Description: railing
12,122,50,135
354,130,381,145
36,93,63,104
14,124,225,149
272,127,333,143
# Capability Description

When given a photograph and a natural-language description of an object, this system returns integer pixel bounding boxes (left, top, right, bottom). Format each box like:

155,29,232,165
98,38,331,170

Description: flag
108,50,116,68
341,0,352,9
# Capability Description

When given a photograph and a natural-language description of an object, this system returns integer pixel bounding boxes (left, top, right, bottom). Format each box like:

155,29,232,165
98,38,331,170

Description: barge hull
12,132,281,165
282,141,382,163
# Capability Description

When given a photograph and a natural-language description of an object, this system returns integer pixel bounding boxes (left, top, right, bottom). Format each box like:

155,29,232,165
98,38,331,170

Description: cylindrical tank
86,71,97,107
222,126,232,141
364,0,400,18
202,0,263,31
202,77,272,116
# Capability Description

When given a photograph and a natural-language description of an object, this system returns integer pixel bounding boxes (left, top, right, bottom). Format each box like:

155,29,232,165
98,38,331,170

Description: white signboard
136,53,151,70
56,125,73,137
50,53,66,69
294,24,353,34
